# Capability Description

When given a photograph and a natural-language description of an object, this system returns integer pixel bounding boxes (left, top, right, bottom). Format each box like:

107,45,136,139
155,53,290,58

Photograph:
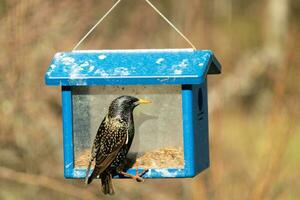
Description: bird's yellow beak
138,98,152,104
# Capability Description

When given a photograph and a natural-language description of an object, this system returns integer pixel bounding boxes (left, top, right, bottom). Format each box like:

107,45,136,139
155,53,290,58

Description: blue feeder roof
45,49,221,86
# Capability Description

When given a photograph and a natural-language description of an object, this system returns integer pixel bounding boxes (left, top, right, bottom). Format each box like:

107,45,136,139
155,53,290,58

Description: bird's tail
86,165,101,184
100,172,115,195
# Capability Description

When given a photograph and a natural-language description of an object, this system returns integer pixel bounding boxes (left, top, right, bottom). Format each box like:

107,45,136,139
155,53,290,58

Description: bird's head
108,95,151,119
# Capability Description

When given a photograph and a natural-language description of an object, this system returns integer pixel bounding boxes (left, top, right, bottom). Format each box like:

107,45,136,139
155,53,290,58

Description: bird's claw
134,169,149,182
134,176,144,182
118,169,149,182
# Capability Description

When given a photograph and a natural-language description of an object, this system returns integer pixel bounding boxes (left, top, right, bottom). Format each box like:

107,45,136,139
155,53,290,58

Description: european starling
85,95,151,195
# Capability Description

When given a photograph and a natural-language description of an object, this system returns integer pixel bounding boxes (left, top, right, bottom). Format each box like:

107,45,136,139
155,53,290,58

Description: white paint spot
54,52,64,59
73,169,85,177
75,79,88,86
80,61,89,67
61,57,75,65
178,59,188,68
70,65,83,78
50,64,56,69
201,53,210,60
66,162,73,168
114,67,130,76
95,69,109,77
174,69,183,75
156,58,165,64
153,169,179,177
88,66,95,72
98,54,107,60
171,59,189,73
46,64,56,75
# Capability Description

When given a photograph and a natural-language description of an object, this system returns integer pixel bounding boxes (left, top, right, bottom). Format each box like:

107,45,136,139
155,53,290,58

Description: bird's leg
116,169,149,182
138,169,149,177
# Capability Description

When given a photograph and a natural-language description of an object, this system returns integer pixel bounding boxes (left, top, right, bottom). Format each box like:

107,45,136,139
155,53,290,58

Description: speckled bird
85,95,151,195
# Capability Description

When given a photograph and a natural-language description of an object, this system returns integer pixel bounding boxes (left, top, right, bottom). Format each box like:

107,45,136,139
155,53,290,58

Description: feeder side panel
181,85,196,177
192,81,210,174
62,86,74,178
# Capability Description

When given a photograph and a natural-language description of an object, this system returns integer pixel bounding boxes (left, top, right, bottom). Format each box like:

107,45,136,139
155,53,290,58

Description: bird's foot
118,169,149,182
134,169,149,182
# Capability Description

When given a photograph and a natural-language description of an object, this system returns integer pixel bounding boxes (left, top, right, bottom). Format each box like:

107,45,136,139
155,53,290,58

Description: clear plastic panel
72,86,184,169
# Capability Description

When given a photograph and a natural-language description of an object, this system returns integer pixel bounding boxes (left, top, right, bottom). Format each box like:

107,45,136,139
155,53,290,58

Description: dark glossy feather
86,116,128,184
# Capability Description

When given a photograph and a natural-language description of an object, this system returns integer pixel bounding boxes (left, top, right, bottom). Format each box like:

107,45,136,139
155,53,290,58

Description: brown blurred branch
0,166,99,200
249,0,294,197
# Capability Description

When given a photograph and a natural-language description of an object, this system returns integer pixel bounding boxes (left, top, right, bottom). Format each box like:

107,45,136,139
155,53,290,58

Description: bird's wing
95,140,125,174
85,116,108,182
93,120,128,174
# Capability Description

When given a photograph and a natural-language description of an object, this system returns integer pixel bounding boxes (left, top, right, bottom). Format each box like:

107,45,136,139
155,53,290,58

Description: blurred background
0,0,299,199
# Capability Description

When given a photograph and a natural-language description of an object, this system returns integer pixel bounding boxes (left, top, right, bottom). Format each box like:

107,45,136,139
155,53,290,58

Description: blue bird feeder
45,48,221,179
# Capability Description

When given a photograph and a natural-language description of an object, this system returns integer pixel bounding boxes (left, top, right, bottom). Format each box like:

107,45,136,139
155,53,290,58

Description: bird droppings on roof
201,52,211,60
88,66,95,72
174,69,183,75
94,69,109,77
46,64,56,75
113,67,130,76
45,50,220,86
54,52,64,59
171,59,189,75
156,58,165,64
98,54,107,60
61,57,75,65
178,59,188,68
79,61,90,67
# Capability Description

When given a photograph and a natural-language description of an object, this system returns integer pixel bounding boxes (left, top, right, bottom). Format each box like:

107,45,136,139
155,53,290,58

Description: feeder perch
45,49,221,178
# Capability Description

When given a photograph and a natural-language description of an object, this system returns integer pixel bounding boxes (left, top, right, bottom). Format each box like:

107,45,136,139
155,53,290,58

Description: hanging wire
73,0,123,50
143,0,196,50
72,0,197,50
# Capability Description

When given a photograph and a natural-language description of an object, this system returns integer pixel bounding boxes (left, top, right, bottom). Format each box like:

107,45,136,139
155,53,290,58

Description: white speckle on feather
114,67,130,76
98,55,107,60
61,57,75,65
156,58,165,64
199,63,204,67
